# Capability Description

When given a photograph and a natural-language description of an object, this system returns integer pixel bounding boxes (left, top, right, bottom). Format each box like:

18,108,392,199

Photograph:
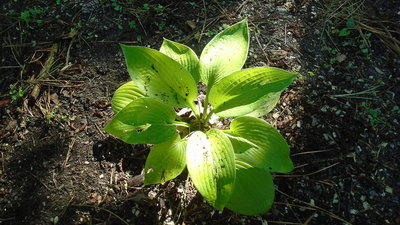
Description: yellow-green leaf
199,19,249,88
245,92,281,117
121,45,197,108
186,129,235,210
144,134,187,184
225,161,275,215
209,67,297,117
160,38,200,83
104,98,176,144
111,81,145,114
225,116,293,173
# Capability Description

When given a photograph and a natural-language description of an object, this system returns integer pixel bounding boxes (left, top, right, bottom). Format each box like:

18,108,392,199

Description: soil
1,0,399,225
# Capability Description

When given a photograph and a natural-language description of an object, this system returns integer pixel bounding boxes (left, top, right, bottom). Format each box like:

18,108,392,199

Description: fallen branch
30,43,58,99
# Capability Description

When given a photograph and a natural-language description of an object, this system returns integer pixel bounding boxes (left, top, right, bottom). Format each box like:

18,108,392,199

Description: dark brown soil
1,0,399,225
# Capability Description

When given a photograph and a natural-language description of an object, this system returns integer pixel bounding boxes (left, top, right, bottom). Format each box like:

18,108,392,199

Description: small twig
31,43,59,99
63,36,75,71
265,221,302,225
28,171,51,191
275,162,340,178
6,33,22,67
95,123,107,137
198,0,207,43
0,66,21,69
23,79,84,88
1,152,5,172
71,204,129,225
284,23,287,45
235,0,249,14
0,217,15,222
252,23,270,65
327,85,380,100
211,0,226,13
285,198,303,224
58,196,74,222
291,148,336,156
62,138,75,168
303,213,315,225
274,192,352,225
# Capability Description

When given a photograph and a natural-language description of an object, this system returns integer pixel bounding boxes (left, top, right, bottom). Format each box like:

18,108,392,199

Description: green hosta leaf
111,81,145,114
225,161,275,215
144,134,187,184
104,98,176,144
209,67,297,117
245,92,281,117
160,38,200,83
224,116,293,173
186,129,235,210
199,19,249,88
121,45,197,108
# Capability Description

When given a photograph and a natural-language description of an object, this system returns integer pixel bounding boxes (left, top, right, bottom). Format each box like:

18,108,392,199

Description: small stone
385,186,393,194
350,209,358,214
273,113,280,119
311,117,318,126
336,54,347,63
363,201,371,210
148,190,157,199
54,216,59,224
332,193,339,203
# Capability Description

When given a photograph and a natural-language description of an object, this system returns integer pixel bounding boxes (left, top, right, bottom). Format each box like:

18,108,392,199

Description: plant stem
204,110,214,125
188,101,200,119
202,95,209,120
172,121,191,128
175,114,184,121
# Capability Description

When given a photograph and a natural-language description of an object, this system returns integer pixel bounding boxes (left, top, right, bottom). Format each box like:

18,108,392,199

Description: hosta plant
104,19,297,215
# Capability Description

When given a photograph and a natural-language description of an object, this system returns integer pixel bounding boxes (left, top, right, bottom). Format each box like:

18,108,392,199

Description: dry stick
62,138,76,168
23,80,84,88
303,213,315,225
1,152,5,172
31,43,58,99
212,0,226,13
28,171,51,191
198,0,207,43
0,217,15,222
0,65,21,69
284,198,304,224
235,0,249,14
274,200,352,225
284,23,287,45
6,34,23,68
380,25,400,55
71,204,129,225
251,22,271,65
275,162,340,178
291,148,336,157
61,36,75,72
2,41,53,48
59,196,74,222
134,12,147,36
95,123,107,137
266,220,302,225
